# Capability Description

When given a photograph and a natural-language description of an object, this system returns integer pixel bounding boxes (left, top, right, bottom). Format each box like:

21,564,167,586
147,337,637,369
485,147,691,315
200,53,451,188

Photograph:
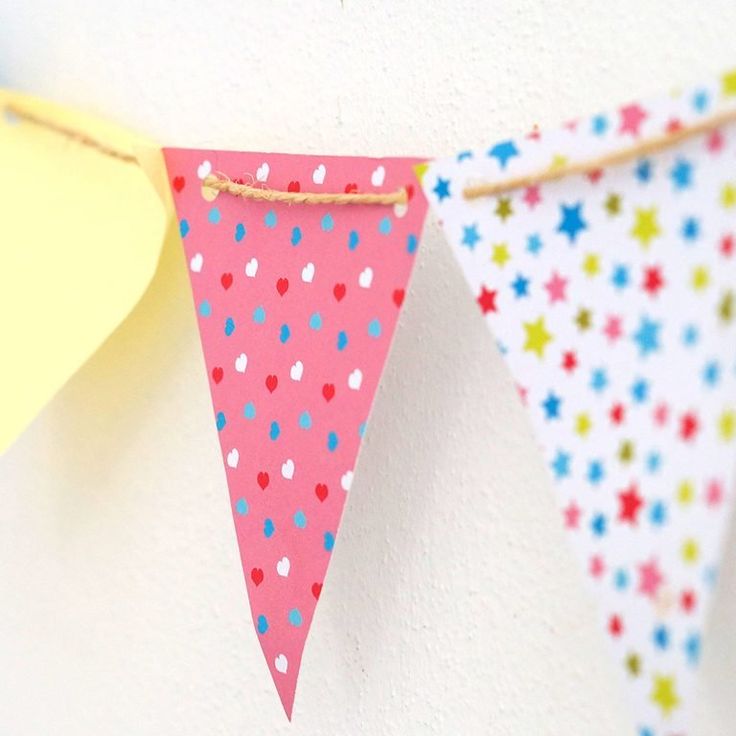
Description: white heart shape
358,267,373,289
235,353,248,373
245,258,259,277
290,360,304,381
276,557,290,577
274,654,288,674
189,253,203,273
256,162,270,182
348,368,363,390
301,262,315,283
312,163,326,185
226,448,239,468
370,165,386,187
197,160,212,180
341,470,354,491
281,459,295,480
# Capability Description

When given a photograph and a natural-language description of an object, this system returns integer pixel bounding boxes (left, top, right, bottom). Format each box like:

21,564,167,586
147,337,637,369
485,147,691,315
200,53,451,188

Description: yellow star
718,410,736,441
549,153,569,171
575,307,592,331
495,197,513,222
719,290,734,324
575,413,592,437
625,652,642,677
581,252,600,277
631,207,661,249
722,68,736,97
604,193,622,216
491,243,510,268
677,480,695,506
721,183,736,209
523,316,553,359
618,439,635,464
651,674,680,718
691,265,710,291
682,538,699,564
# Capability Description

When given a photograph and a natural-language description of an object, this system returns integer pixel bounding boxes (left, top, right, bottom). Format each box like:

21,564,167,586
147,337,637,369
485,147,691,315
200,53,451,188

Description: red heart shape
315,483,329,502
392,289,405,307
172,176,185,193
257,472,270,490
287,180,301,192
251,568,264,586
276,277,289,296
221,272,233,290
266,374,278,393
405,183,415,200
212,366,224,384
344,183,358,194
333,283,346,302
322,383,335,402
311,582,322,600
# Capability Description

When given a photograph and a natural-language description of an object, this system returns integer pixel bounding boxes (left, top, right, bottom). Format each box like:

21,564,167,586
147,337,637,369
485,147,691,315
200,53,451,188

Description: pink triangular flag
164,149,426,717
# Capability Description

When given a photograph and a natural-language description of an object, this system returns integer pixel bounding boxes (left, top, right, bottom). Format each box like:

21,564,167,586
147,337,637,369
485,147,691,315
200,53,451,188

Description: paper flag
0,90,166,453
421,69,736,735
163,149,426,717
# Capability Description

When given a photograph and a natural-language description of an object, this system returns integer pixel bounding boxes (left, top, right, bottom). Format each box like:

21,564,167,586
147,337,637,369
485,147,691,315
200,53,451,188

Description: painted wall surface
1,2,735,734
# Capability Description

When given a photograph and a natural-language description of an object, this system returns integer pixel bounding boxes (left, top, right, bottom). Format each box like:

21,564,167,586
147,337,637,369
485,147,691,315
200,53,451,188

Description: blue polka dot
279,324,290,344
216,412,226,431
224,317,235,336
264,210,277,228
243,402,256,420
379,216,392,235
264,518,275,538
358,421,367,438
179,219,190,237
324,532,335,551
208,207,221,224
368,318,382,338
321,213,334,231
257,615,269,634
288,609,303,627
309,312,323,330
407,233,418,254
291,226,302,246
253,306,266,324
327,431,339,451
199,300,212,317
235,498,249,515
270,421,280,440
337,331,348,351
294,510,307,528
348,230,360,250
298,411,312,429
234,223,246,242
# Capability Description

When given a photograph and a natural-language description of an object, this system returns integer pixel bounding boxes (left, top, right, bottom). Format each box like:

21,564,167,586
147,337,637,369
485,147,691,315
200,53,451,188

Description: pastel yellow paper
0,90,167,453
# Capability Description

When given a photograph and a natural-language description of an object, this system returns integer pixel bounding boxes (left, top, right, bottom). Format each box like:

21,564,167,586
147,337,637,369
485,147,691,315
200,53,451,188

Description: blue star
457,150,473,162
649,500,667,526
670,158,693,190
591,513,607,537
681,216,700,241
692,88,710,112
526,233,543,255
703,360,721,387
511,273,530,298
433,176,451,202
461,223,481,249
630,377,649,403
703,565,719,587
646,451,662,474
590,368,609,393
587,459,605,485
614,568,630,590
551,450,571,479
633,316,661,357
542,392,562,420
557,202,587,243
591,114,609,135
488,139,519,168
652,625,670,650
639,728,654,736
611,263,630,290
684,633,701,666
635,158,653,183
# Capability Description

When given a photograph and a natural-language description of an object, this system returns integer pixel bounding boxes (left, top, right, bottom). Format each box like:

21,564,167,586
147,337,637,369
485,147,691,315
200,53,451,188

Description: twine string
463,106,736,200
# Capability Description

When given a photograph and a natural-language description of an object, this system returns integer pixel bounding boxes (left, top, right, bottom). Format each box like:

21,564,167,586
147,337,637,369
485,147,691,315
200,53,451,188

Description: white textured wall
2,2,736,734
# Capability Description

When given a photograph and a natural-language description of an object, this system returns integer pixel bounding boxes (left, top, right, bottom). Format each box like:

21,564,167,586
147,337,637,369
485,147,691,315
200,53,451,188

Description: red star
706,479,724,507
720,234,734,258
679,412,699,442
603,315,623,342
680,589,697,614
564,501,581,529
618,483,644,525
608,614,624,637
643,265,665,296
707,129,725,153
562,350,578,373
610,403,625,425
619,103,647,136
523,185,541,208
638,558,664,598
587,168,604,184
477,285,498,314
653,402,669,426
665,117,683,134
590,555,606,579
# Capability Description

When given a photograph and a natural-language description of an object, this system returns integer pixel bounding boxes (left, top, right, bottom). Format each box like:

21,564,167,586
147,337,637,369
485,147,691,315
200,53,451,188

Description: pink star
517,384,528,404
707,129,725,153
603,315,623,342
590,555,606,579
706,479,724,507
653,402,669,426
544,271,568,303
526,125,541,140
586,168,604,184
564,502,581,529
619,103,647,136
523,185,541,208
638,558,664,598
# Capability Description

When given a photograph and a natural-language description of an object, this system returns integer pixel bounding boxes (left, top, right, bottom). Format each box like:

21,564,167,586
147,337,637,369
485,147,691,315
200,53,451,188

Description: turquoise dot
225,317,235,336
235,498,249,515
243,402,256,419
253,305,266,324
368,318,382,338
288,609,303,627
179,219,190,237
321,213,334,231
358,421,367,438
257,615,269,634
327,431,338,451
291,226,302,246
324,532,335,551
348,230,360,250
208,207,221,224
337,331,348,351
294,510,307,529
298,411,312,429
199,300,212,317
216,412,226,431
279,324,291,344
407,233,418,254
379,216,392,235
270,421,280,440
264,210,277,228
309,312,323,330
264,518,275,538
234,223,246,242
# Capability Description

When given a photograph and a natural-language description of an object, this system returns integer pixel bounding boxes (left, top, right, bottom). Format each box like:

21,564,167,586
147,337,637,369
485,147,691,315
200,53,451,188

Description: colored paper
0,90,166,453
163,149,426,717
421,69,736,735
